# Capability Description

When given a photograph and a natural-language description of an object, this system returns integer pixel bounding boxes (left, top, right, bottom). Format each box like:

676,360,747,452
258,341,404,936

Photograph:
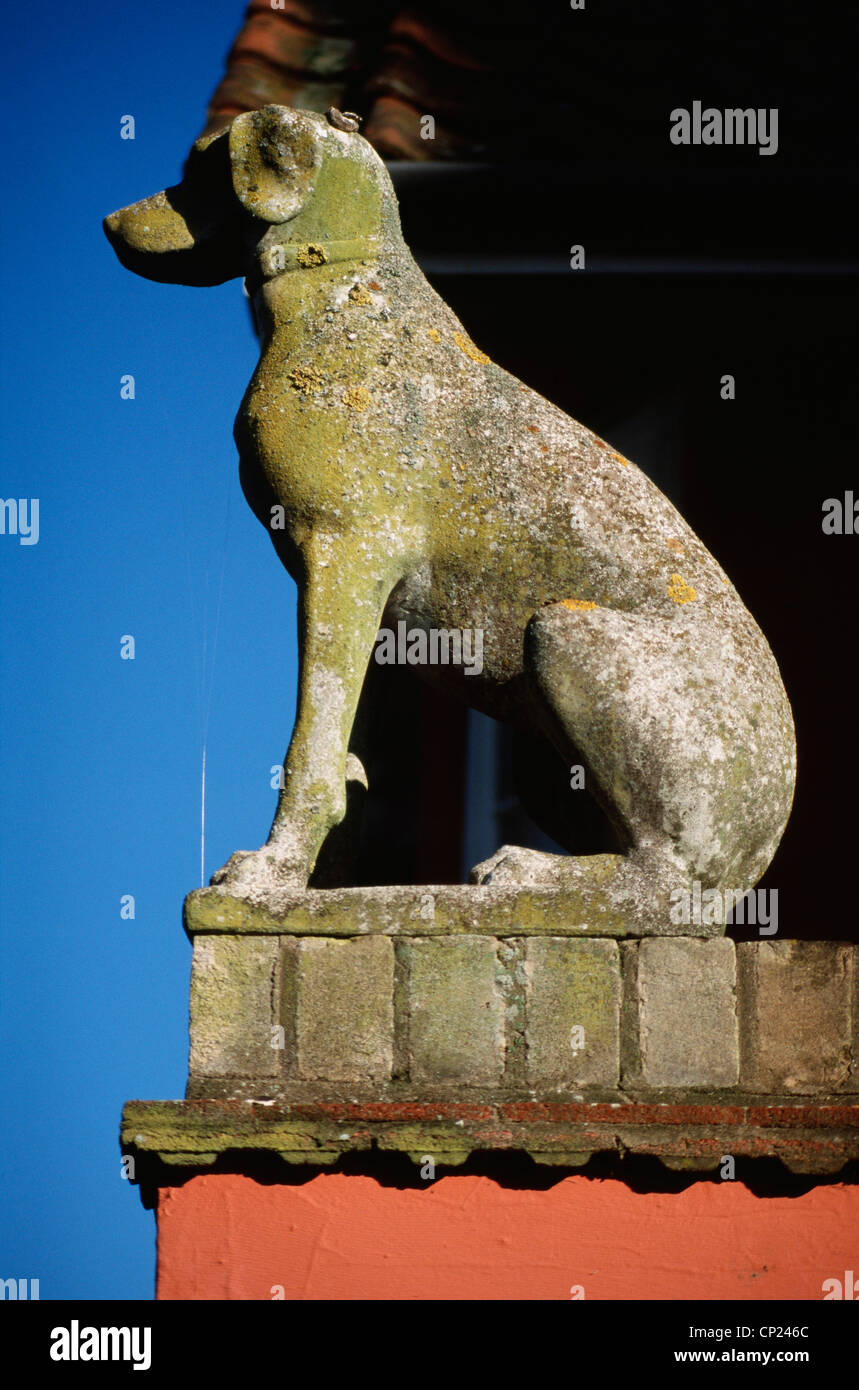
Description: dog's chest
235,342,406,531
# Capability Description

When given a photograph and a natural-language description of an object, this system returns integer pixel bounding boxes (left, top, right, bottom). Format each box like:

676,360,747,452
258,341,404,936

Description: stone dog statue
104,104,795,931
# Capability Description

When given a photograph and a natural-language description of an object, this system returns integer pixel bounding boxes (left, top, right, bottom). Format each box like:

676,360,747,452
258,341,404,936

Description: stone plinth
184,882,727,940
135,887,859,1180
182,889,857,1109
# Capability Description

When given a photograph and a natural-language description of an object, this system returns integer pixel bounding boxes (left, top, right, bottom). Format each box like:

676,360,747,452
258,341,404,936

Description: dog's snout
103,186,243,287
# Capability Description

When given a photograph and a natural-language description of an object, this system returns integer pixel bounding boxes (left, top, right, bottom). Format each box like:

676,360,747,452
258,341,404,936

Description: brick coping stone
122,1098,859,1178
184,885,724,939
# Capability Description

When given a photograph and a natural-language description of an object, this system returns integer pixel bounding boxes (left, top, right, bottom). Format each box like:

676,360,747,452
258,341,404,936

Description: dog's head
103,105,399,286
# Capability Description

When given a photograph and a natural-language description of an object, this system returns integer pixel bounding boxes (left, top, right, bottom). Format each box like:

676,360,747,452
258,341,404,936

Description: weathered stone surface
108,103,795,934
121,1099,859,1178
634,939,738,1088
189,936,279,1078
185,929,855,1106
406,937,505,1085
495,939,527,1087
524,939,620,1089
739,941,854,1094
184,884,721,939
291,936,394,1084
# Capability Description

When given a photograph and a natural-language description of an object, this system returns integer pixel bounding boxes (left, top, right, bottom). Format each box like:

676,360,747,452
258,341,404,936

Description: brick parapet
186,931,858,1105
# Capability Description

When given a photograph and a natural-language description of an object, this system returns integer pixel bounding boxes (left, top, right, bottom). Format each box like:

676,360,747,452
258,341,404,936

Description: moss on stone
184,877,725,940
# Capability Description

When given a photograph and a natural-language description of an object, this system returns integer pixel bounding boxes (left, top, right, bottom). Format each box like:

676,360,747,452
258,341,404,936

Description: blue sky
0,1,294,1297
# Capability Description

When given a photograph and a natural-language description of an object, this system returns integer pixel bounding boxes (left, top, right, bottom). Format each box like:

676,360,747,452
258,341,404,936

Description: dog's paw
209,847,309,903
209,851,255,887
469,844,571,887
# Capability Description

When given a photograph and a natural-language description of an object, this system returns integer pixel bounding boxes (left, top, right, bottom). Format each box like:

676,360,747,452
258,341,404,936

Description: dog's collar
252,236,380,288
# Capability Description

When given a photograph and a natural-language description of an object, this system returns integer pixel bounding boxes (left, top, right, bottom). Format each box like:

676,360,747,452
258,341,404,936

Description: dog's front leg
212,532,400,899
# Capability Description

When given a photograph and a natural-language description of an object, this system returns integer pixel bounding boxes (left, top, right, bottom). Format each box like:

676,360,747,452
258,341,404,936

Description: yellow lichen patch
297,243,327,268
665,537,685,555
343,386,371,411
427,327,441,342
560,599,598,612
348,283,373,305
667,574,697,605
288,365,325,394
453,330,490,364
611,451,630,467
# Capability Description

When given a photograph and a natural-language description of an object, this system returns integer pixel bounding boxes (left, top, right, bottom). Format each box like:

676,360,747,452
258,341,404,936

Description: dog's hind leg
469,599,795,935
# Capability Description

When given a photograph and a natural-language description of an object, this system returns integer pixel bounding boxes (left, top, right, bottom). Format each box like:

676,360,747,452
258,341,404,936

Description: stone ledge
184,884,724,939
121,1099,859,1177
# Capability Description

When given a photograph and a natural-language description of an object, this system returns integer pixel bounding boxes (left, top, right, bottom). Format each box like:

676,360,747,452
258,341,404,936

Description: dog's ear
229,106,321,223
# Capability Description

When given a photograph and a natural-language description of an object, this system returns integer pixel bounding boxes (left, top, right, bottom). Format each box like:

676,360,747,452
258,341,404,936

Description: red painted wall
156,1173,858,1300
